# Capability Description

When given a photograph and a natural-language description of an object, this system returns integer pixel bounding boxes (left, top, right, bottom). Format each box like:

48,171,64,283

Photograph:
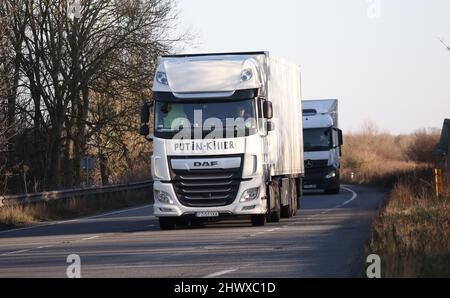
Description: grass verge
365,167,450,277
0,190,152,231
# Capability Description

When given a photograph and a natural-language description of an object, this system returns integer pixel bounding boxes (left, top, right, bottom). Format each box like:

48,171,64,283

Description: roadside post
435,119,449,197
80,156,96,187
435,168,443,198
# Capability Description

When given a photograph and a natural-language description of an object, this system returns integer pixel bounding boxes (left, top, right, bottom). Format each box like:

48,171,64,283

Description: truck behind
302,99,343,194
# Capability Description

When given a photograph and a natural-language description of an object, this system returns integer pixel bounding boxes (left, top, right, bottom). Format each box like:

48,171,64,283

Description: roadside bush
341,127,438,187
403,129,440,164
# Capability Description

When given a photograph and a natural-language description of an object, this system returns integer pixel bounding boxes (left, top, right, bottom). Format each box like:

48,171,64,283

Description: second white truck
140,52,304,230
302,99,343,194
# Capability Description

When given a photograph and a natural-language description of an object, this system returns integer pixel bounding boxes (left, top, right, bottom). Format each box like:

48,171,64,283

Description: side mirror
338,129,343,146
266,121,275,132
140,102,152,124
263,101,273,119
140,102,153,140
139,124,150,136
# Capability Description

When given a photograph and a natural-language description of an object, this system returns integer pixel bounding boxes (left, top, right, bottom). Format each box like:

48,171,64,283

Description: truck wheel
267,181,280,223
271,199,281,222
281,179,295,218
251,214,266,226
325,174,340,195
280,207,289,218
159,218,176,230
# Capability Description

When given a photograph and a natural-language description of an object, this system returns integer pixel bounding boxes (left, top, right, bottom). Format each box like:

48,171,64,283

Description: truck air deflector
162,52,268,58
153,89,258,102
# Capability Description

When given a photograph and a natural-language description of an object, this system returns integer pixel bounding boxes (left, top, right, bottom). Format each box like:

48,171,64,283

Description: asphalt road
0,185,385,278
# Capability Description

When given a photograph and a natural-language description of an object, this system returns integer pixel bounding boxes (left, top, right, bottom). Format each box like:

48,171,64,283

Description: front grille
304,159,328,169
169,156,243,207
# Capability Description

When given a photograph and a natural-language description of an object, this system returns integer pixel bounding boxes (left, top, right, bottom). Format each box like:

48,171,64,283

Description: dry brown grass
0,190,152,230
342,133,413,186
0,206,36,228
341,128,438,187
347,126,450,277
367,168,450,277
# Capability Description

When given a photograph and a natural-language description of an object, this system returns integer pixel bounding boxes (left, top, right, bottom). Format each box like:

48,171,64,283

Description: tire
280,205,290,218
159,217,176,230
267,181,280,223
325,174,340,195
251,214,266,226
281,179,295,219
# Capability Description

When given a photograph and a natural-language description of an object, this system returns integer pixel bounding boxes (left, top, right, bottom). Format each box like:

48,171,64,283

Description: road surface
0,185,385,278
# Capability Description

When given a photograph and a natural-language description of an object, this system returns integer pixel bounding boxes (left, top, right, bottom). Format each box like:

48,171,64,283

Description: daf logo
305,160,314,169
194,161,219,167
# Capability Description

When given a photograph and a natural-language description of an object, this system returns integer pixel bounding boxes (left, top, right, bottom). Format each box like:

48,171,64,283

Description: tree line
0,0,180,194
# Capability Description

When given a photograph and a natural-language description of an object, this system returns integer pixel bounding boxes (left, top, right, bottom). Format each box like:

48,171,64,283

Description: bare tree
1,0,181,192
0,1,17,194
439,38,450,51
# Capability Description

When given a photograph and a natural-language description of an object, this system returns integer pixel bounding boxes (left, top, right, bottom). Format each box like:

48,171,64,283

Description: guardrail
0,180,153,208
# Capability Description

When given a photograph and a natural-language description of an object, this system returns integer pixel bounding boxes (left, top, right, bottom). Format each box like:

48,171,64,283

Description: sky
175,0,450,134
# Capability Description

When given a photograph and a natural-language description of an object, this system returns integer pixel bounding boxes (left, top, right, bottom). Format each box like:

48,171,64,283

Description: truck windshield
303,128,332,152
154,99,258,139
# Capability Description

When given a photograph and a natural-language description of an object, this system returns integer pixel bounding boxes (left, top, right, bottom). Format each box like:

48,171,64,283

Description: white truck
302,100,343,194
140,52,305,230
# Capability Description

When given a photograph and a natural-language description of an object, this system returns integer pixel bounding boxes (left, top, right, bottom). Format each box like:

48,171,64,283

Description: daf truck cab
302,100,343,194
140,52,305,230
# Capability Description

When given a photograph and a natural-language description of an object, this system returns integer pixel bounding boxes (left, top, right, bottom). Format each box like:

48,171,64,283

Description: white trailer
302,99,343,194
140,52,304,229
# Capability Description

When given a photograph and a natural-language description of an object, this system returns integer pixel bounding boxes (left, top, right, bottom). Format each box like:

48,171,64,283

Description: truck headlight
325,170,336,179
240,187,259,202
154,190,174,204
240,69,253,82
156,72,168,85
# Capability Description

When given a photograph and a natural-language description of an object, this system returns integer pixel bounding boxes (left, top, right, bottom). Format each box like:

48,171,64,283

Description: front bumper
303,166,339,190
153,177,267,217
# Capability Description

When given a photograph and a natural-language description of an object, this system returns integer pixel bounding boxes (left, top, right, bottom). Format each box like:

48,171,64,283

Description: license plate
196,211,219,218
304,184,317,189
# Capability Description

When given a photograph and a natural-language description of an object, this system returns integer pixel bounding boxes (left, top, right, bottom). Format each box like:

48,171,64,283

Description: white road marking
203,263,252,278
0,244,56,256
2,234,100,256
266,228,281,232
309,186,358,218
202,187,359,277
203,267,240,278
0,204,154,235
84,205,154,220
81,235,100,241
1,249,31,256
0,223,58,235
36,245,53,249
339,186,358,207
